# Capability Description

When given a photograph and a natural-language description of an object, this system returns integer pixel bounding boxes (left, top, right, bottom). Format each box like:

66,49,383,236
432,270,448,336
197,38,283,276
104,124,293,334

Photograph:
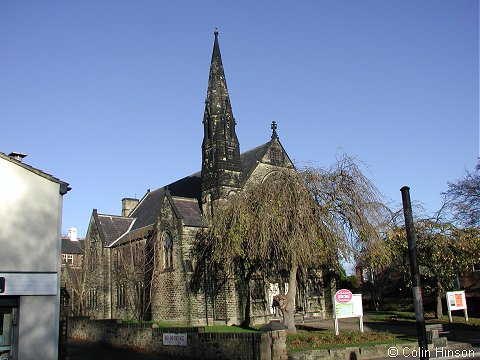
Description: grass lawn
365,311,480,327
204,325,259,333
287,329,416,352
122,319,260,332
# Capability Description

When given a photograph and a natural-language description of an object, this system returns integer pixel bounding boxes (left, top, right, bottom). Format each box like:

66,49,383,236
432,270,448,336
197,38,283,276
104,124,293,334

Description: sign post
401,187,428,360
333,289,363,335
446,290,468,322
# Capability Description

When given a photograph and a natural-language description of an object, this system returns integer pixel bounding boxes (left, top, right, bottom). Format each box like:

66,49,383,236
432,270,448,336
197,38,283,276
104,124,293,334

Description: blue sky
1,1,478,237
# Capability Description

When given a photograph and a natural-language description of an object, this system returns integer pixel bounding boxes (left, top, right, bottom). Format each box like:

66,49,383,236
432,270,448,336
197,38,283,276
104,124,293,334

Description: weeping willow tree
191,155,390,333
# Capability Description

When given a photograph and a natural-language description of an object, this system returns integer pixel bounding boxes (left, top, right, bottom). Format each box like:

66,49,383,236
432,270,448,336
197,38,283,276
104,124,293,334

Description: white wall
0,158,62,272
18,296,57,360
0,157,64,360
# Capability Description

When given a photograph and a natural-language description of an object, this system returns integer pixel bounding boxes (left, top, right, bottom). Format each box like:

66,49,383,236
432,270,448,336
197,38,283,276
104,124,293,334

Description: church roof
123,140,270,234
240,142,270,177
96,213,135,246
128,173,203,231
171,197,207,227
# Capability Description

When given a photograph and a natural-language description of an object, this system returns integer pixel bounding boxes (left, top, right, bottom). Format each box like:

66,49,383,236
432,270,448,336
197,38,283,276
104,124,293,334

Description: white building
0,152,70,360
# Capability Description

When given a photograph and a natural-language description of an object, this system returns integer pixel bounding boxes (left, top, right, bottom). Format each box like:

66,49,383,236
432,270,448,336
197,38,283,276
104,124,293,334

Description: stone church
82,32,333,325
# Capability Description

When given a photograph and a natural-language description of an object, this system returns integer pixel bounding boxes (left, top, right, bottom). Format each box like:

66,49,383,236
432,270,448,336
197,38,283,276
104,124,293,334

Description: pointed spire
202,31,242,203
206,29,231,117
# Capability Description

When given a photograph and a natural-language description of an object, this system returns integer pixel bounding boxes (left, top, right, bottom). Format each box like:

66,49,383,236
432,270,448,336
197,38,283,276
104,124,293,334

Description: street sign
163,333,188,346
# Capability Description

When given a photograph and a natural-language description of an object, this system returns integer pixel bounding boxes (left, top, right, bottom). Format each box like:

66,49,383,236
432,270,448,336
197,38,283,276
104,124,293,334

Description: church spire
205,29,232,118
201,31,242,210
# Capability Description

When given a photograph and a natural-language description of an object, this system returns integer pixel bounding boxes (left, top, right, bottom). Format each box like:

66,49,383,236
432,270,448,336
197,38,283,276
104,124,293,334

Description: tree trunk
240,269,254,328
283,264,298,333
436,292,443,319
241,287,252,328
435,280,443,319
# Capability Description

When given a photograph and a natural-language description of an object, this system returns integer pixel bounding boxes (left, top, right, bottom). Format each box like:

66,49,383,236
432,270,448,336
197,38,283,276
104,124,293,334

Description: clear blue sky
1,1,478,237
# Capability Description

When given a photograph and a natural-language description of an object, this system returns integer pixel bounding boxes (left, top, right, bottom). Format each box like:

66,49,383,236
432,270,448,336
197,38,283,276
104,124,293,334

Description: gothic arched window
163,232,173,269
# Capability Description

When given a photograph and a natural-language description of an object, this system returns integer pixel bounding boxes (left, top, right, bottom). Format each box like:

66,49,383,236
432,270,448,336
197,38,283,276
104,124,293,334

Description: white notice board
445,290,468,322
333,290,364,335
334,294,363,319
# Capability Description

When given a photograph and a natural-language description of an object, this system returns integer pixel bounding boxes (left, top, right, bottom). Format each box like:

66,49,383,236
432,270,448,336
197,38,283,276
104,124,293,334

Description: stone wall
288,343,422,360
69,318,288,359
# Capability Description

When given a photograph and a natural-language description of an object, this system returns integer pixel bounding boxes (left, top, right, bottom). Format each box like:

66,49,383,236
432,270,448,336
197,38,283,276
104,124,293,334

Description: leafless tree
111,233,158,321
442,159,480,227
61,261,85,316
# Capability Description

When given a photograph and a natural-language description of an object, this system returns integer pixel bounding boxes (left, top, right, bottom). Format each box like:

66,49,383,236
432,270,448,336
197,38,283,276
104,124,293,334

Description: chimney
122,198,139,217
8,152,27,162
68,227,78,241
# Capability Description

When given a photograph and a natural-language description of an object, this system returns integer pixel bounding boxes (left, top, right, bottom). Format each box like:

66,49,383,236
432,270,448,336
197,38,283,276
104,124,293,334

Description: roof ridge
171,196,199,201
97,213,130,219
108,218,137,247
0,152,70,194
240,141,270,154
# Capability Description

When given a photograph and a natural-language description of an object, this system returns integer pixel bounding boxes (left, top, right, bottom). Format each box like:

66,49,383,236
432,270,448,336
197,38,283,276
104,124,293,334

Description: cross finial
271,121,278,138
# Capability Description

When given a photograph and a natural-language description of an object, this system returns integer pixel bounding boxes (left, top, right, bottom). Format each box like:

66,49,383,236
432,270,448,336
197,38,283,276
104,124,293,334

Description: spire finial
271,121,278,139
214,27,219,37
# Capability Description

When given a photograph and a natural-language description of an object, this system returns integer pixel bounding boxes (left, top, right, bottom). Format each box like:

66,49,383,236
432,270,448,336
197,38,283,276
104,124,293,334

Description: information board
333,290,363,335
446,290,468,322
334,293,363,319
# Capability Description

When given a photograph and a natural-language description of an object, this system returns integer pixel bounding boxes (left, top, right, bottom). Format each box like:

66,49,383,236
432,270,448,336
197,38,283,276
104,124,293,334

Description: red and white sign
445,290,468,323
335,289,353,303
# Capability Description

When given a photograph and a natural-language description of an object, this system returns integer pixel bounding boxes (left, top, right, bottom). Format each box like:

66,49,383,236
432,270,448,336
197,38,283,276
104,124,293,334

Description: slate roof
172,197,207,227
61,238,84,254
92,140,273,246
96,214,135,246
127,143,270,232
240,142,270,179
129,188,166,231
128,173,203,231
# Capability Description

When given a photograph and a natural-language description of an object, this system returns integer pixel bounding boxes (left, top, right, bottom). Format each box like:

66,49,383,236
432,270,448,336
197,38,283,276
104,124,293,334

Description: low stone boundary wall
288,343,420,360
288,342,478,360
69,318,288,359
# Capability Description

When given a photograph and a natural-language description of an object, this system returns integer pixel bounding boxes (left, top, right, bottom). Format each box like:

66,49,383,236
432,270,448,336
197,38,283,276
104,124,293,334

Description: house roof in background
61,237,84,254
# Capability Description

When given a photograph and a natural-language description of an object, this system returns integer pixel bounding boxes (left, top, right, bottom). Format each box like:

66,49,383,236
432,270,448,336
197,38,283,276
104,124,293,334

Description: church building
82,32,333,325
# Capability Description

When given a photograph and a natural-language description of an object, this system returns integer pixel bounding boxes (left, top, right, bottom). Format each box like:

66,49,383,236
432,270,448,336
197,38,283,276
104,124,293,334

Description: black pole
401,186,429,360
